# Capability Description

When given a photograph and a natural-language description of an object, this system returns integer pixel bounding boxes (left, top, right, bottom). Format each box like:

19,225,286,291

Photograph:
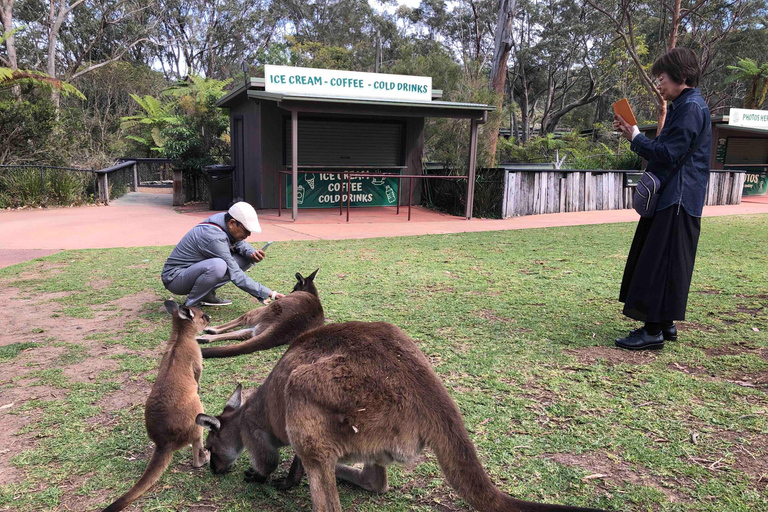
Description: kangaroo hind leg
335,463,388,493
197,326,263,344
203,307,268,334
191,434,209,468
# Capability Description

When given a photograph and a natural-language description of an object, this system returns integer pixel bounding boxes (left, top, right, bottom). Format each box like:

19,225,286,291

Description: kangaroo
102,300,211,512
196,321,607,512
196,269,324,359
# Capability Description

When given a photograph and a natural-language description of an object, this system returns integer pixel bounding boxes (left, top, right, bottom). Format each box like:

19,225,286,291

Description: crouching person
161,201,285,307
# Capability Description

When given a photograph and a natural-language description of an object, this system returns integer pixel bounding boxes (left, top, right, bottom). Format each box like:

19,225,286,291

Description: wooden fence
501,169,745,218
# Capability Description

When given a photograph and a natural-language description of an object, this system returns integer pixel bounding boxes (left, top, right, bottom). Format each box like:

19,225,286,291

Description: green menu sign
285,172,400,208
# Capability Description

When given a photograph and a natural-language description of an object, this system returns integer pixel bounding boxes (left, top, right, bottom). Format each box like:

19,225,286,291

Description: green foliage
0,67,85,99
0,167,95,208
497,131,641,170
725,58,768,109
0,97,58,165
159,75,231,172
120,94,180,155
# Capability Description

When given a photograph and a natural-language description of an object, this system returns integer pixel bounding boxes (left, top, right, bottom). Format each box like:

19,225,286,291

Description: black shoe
200,292,232,307
662,324,677,341
615,328,664,350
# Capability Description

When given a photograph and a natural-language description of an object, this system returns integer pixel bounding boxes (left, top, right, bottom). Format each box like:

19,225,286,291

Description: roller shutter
285,118,404,166
724,138,768,164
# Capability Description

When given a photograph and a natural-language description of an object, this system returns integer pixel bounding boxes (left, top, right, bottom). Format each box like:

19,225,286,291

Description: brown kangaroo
102,300,211,512
196,269,324,359
196,321,607,512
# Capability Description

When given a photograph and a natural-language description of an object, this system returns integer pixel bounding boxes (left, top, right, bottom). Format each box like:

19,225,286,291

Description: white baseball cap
228,201,261,233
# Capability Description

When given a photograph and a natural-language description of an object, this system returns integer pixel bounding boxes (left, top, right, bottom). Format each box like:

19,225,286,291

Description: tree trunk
1,0,16,69
668,0,682,50
485,0,518,166
1,0,19,98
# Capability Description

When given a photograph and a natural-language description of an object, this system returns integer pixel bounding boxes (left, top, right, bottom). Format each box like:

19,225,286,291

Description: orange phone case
613,98,638,126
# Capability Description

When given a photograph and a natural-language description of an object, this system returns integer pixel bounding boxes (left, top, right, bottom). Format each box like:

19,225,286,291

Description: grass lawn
0,214,766,512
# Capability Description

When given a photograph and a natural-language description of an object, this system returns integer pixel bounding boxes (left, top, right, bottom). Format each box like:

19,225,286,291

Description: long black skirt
619,205,701,322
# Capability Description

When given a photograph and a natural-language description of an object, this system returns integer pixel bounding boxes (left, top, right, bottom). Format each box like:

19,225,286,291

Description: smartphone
260,241,273,251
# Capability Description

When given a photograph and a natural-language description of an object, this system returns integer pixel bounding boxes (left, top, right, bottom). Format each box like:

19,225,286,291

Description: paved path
1,192,767,268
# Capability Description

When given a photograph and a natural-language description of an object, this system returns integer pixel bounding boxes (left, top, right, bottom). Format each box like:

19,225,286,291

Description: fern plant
725,58,768,109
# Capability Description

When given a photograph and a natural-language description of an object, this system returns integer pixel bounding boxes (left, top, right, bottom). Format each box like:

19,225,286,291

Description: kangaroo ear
225,383,243,410
164,300,179,316
196,413,220,432
307,268,319,281
295,272,305,286
178,305,194,321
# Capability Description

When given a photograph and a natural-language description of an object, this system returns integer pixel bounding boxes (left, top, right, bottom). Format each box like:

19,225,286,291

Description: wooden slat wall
502,170,745,218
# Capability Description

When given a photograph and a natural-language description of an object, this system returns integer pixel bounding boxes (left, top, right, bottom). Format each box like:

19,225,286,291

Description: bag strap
659,118,708,190
198,221,226,232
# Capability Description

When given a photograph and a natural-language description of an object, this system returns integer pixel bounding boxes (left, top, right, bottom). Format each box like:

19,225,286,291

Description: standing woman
613,48,711,350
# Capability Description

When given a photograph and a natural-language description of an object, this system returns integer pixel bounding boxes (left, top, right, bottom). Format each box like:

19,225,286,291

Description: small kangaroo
196,269,324,359
196,322,607,512
102,300,211,512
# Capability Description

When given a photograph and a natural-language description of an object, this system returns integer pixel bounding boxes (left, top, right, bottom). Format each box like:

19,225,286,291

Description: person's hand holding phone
613,114,635,140
250,241,273,263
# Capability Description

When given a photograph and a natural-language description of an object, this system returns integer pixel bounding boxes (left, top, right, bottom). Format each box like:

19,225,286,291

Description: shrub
0,167,95,208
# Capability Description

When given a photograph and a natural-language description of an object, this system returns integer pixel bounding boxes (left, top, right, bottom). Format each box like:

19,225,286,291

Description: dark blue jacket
630,88,711,217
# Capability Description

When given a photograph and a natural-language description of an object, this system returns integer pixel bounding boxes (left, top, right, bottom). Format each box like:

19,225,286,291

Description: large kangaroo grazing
102,301,211,512
196,321,607,512
196,269,324,359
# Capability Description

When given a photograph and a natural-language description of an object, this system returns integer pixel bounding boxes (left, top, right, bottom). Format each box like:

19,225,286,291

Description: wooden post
292,110,298,221
465,118,479,219
97,172,109,205
132,162,138,192
173,169,183,206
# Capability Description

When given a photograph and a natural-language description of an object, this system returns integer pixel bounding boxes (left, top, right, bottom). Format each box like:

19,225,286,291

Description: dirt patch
0,390,44,485
0,285,164,488
88,278,113,291
547,452,693,504
56,472,114,512
703,341,762,357
564,346,657,366
679,320,719,333
476,309,514,323
668,362,768,391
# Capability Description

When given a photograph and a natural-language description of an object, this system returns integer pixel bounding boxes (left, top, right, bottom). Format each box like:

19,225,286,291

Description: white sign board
264,65,432,102
728,108,768,130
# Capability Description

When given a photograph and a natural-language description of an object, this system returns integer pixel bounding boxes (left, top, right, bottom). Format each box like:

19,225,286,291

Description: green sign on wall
285,172,400,208
741,168,768,196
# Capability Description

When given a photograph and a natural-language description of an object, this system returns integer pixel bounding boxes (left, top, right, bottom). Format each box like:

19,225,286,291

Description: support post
97,172,109,205
173,169,183,206
465,118,480,219
132,163,138,192
292,110,298,221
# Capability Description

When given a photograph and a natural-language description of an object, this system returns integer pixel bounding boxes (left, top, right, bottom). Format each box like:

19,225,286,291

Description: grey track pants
163,254,252,306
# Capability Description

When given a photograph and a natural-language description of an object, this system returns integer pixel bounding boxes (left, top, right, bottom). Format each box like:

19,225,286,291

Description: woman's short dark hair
651,48,700,87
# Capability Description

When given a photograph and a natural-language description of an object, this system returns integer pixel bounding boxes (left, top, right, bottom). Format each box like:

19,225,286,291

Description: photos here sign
728,108,768,130
265,65,432,102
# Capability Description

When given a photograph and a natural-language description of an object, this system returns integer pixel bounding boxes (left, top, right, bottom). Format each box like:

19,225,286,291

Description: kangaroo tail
427,402,605,512
200,328,284,359
101,447,173,512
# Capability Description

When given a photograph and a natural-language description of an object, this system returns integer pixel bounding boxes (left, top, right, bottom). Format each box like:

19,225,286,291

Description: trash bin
204,164,234,210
